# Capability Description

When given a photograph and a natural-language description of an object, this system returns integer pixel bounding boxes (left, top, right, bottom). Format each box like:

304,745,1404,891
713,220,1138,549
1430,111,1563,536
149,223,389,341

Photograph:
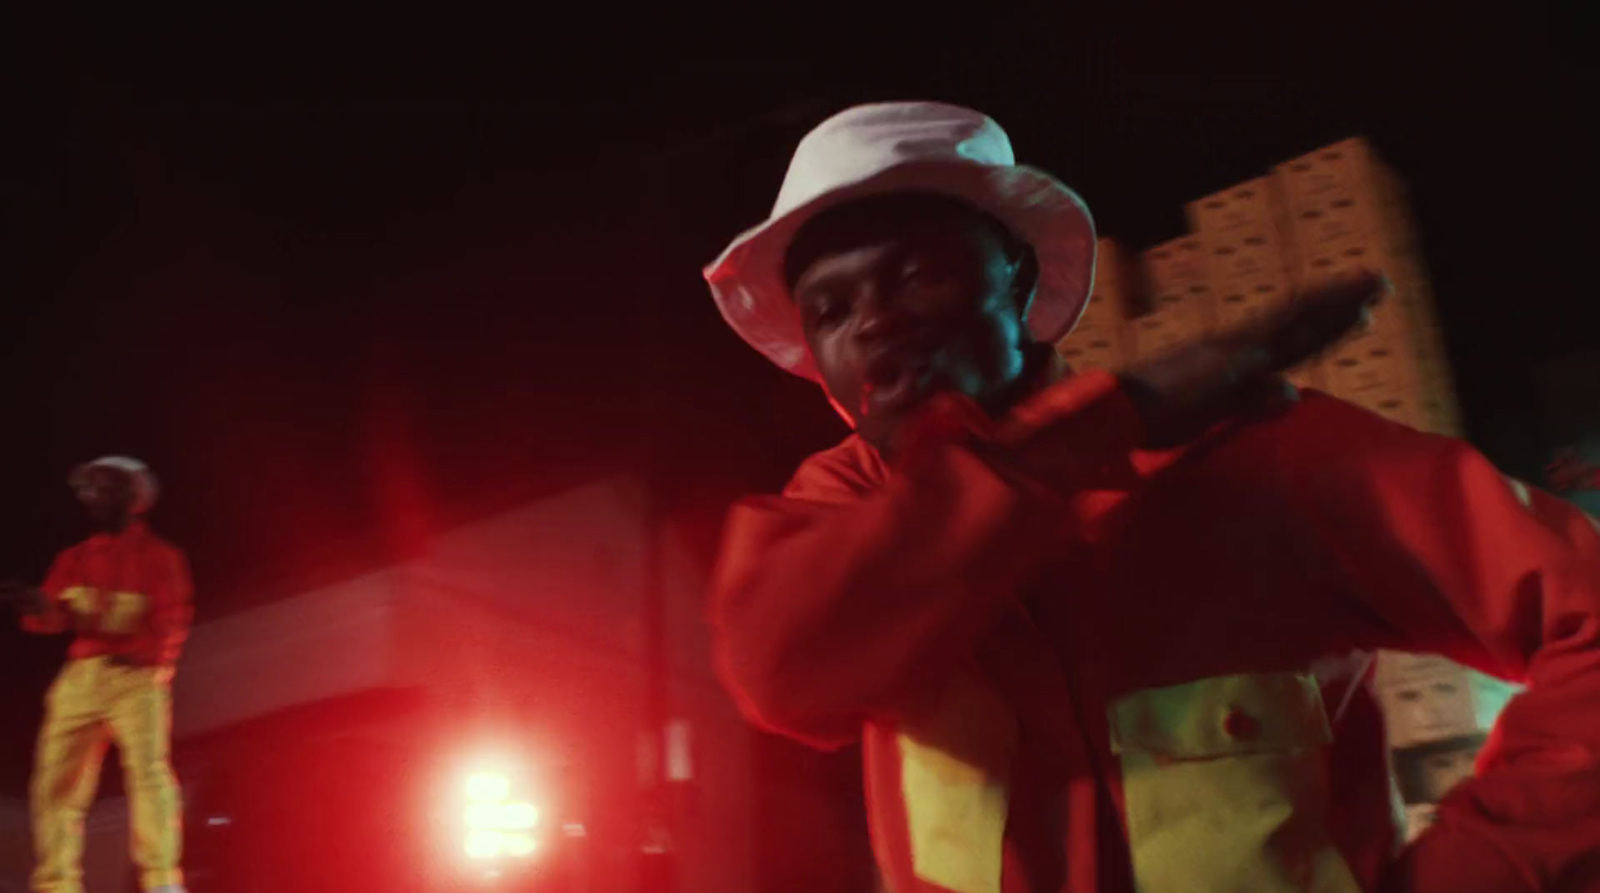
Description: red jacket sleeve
134,543,194,665
1212,392,1600,893
20,549,74,635
708,370,1144,749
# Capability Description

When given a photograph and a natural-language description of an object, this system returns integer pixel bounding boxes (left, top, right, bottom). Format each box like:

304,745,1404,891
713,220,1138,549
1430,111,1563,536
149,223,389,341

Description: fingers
1113,268,1391,450
1266,268,1390,370
1312,268,1389,304
1301,269,1389,327
1239,375,1300,421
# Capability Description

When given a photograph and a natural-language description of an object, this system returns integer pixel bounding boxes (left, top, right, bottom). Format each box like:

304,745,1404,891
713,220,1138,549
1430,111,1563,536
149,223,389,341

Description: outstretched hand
1118,270,1388,448
883,270,1388,491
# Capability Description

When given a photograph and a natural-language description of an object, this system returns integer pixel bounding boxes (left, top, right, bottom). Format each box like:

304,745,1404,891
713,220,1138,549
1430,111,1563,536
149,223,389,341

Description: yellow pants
31,656,184,893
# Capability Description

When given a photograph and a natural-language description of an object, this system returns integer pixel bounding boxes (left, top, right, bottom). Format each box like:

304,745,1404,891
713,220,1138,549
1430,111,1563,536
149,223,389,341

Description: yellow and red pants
31,656,183,893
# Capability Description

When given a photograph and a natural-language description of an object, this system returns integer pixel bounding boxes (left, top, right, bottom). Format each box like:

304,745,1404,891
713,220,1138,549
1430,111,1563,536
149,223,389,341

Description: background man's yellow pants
31,656,184,893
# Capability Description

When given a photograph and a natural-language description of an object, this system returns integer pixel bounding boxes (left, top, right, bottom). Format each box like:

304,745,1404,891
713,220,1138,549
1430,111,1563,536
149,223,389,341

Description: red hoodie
24,521,194,667
710,370,1600,893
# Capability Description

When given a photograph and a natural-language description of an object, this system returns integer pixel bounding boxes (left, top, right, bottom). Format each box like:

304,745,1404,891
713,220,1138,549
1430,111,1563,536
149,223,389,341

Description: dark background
2,2,1594,808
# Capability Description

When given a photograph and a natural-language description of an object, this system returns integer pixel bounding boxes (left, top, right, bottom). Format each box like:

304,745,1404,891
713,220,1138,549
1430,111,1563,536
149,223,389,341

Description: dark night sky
1,5,1595,794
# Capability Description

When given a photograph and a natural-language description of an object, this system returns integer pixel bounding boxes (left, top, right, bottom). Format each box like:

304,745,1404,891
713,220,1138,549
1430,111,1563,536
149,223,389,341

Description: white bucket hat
70,455,160,514
703,101,1097,382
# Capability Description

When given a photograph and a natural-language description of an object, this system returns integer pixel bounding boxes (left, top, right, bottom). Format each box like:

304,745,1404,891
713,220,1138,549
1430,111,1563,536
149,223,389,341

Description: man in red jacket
702,102,1600,893
3,456,192,893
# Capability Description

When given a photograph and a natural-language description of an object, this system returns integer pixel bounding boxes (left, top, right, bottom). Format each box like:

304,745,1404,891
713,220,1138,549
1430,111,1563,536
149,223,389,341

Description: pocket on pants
1110,671,1362,893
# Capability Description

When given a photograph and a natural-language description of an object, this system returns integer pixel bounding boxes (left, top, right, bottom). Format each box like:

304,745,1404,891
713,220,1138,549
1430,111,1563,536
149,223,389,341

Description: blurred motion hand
884,270,1388,495
1117,269,1388,448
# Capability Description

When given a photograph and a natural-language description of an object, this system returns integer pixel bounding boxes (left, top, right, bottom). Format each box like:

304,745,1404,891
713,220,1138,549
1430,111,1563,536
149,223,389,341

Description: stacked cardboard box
1373,653,1481,750
1389,255,1464,436
1131,236,1215,360
1080,144,1500,846
1127,138,1484,846
1185,176,1322,391
1054,238,1135,373
1076,136,1460,439
1272,138,1460,433
1374,651,1522,839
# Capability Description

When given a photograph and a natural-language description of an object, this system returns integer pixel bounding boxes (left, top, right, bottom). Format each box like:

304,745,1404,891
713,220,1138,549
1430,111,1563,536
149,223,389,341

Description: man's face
787,194,1034,451
73,465,137,529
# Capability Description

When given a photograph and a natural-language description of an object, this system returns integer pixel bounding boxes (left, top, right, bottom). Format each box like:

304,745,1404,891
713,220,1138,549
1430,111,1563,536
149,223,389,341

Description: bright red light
464,803,497,830
465,801,539,830
465,772,510,802
464,830,503,859
502,802,539,829
503,834,537,858
457,766,540,864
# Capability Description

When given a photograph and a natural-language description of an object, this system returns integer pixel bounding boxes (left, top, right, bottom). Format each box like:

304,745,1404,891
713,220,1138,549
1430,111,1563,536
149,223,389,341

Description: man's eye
900,266,949,288
810,300,848,327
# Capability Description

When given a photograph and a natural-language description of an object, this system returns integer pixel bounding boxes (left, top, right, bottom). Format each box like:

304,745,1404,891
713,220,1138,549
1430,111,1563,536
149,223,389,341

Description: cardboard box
1275,138,1416,282
1143,236,1211,295
1321,300,1457,434
1375,652,1481,748
1273,137,1383,217
1133,237,1215,359
1403,804,1438,843
1374,162,1424,254
1294,237,1395,285
1198,220,1297,339
1057,238,1136,371
1394,736,1484,804
1185,176,1288,236
1211,275,1292,329
1126,311,1198,359
1207,231,1291,281
1079,238,1137,329
1288,199,1391,249
1189,177,1296,334
1055,326,1126,373
1294,244,1420,349
1335,382,1425,429
1323,330,1418,385
1320,334,1429,429
1271,138,1462,432
1416,400,1463,438
1094,238,1136,299
1403,338,1463,437
1382,251,1463,436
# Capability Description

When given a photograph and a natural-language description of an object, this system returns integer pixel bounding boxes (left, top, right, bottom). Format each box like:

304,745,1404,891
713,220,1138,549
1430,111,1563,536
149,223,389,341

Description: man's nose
855,288,916,343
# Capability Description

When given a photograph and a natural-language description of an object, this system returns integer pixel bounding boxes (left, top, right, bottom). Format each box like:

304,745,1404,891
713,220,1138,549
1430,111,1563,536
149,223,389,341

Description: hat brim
703,159,1097,382
70,458,159,514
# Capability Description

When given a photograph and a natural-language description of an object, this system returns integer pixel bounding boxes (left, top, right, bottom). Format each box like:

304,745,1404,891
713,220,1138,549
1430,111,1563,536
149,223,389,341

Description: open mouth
860,350,936,417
